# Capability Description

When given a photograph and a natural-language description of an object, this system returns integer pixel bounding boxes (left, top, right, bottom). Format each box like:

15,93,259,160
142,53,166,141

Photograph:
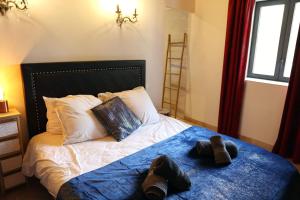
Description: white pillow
43,97,63,134
98,87,160,125
55,95,107,144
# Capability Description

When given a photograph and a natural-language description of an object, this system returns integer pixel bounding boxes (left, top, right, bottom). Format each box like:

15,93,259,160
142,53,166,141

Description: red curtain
218,0,255,138
273,26,300,164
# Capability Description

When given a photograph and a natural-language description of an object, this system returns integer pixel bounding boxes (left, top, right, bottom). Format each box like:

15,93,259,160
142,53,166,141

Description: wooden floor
1,178,53,200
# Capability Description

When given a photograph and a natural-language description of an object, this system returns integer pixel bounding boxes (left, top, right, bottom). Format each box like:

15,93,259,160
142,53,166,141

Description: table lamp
0,87,9,113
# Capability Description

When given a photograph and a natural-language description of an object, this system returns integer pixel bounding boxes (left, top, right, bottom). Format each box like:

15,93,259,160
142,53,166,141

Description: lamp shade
0,87,8,113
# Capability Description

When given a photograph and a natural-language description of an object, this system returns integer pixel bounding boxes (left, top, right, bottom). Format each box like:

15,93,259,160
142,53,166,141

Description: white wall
0,0,166,140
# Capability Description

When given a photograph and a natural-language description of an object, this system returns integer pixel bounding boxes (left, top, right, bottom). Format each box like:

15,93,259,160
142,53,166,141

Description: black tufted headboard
21,60,146,138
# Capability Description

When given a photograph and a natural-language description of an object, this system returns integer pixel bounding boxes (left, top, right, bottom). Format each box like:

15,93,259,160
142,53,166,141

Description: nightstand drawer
0,120,18,138
1,155,22,174
0,109,23,194
0,139,20,156
3,172,26,189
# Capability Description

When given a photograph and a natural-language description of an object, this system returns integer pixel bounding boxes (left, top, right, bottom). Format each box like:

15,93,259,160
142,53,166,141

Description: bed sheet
22,115,191,197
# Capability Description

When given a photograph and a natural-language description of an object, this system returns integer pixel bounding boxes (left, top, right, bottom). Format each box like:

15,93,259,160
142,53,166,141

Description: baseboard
183,116,218,131
239,135,273,151
183,116,274,151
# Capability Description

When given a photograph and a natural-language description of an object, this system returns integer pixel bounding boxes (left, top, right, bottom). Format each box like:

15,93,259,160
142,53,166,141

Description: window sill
245,77,289,87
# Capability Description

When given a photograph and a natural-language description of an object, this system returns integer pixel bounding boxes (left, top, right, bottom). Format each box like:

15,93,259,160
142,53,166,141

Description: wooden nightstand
0,109,26,194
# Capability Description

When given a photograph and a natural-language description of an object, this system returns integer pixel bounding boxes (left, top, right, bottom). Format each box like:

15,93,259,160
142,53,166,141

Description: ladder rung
170,42,184,45
170,44,187,47
170,84,186,91
170,64,185,68
166,73,180,76
163,101,176,106
168,57,181,60
164,86,179,91
167,108,185,114
171,67,187,70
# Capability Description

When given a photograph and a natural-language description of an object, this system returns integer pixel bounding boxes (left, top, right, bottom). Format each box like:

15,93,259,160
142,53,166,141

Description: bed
21,60,299,200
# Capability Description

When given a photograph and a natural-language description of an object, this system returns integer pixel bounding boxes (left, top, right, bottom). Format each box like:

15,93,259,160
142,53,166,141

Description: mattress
22,115,191,197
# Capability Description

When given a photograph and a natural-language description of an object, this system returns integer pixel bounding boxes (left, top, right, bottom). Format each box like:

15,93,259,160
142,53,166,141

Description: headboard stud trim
22,60,146,137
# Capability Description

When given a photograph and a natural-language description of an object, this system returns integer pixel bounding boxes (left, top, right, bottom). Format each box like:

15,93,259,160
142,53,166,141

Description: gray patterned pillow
91,97,142,141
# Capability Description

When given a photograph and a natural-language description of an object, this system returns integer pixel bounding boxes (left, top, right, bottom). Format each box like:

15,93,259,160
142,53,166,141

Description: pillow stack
43,97,64,134
44,95,107,144
43,87,160,144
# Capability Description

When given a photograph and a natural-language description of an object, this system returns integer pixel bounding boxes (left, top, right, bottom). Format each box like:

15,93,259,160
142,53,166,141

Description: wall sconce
0,0,27,16
116,4,138,27
0,87,9,113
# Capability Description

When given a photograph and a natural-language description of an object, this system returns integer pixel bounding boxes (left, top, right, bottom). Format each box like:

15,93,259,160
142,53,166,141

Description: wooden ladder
161,33,187,118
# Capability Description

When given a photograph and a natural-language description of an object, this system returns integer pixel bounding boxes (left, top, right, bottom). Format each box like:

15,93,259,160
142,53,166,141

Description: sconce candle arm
0,0,27,15
7,0,27,10
115,4,138,28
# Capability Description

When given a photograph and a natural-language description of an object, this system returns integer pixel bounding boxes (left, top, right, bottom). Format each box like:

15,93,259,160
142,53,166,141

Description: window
247,0,300,82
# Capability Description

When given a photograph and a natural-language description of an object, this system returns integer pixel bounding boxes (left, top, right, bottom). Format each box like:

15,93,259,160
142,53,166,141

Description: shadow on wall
0,0,166,144
164,8,190,119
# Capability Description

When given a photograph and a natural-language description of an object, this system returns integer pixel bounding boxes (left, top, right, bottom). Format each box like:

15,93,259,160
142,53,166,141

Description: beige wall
0,0,288,147
0,0,166,140
186,0,287,146
240,81,287,146
164,8,189,117
165,8,189,41
186,0,228,126
165,0,195,12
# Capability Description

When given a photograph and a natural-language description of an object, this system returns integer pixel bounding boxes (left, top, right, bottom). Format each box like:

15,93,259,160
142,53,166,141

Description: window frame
247,0,300,83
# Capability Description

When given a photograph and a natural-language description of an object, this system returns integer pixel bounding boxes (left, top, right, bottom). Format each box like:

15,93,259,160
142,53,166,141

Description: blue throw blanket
57,126,299,200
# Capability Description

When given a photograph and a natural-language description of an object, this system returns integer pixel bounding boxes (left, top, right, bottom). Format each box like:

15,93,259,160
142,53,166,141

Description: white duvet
22,115,191,197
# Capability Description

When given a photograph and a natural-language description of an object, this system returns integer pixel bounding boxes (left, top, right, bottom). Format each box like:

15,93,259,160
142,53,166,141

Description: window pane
284,3,300,78
252,5,285,76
